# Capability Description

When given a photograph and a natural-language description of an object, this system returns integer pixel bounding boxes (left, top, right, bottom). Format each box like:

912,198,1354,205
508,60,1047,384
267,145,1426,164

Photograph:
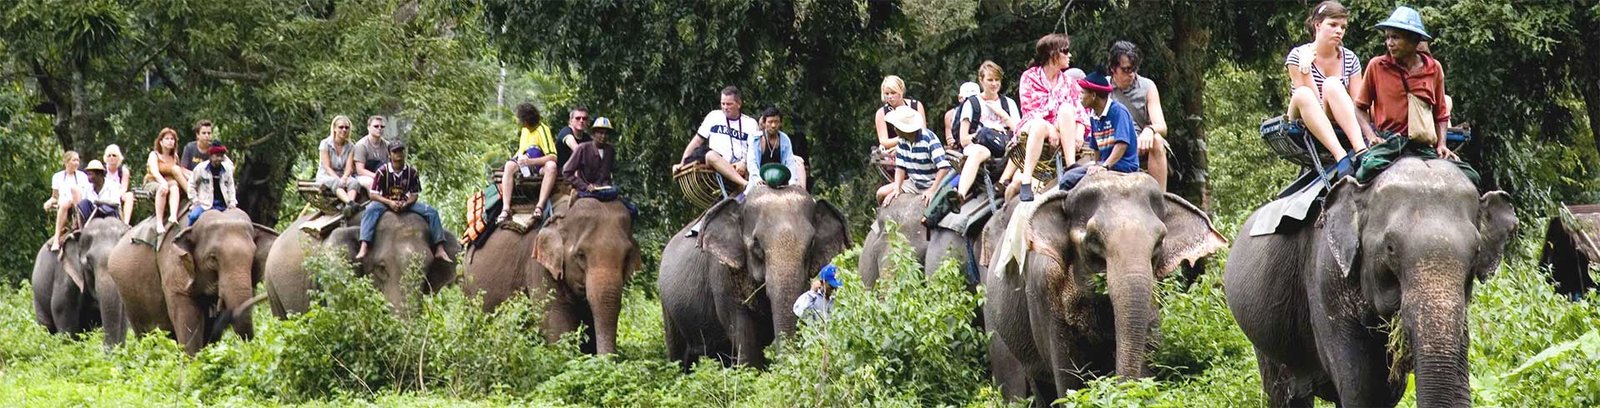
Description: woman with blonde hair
45,151,90,251
873,75,928,151
949,60,1021,209
146,128,187,233
318,115,361,205
101,144,135,224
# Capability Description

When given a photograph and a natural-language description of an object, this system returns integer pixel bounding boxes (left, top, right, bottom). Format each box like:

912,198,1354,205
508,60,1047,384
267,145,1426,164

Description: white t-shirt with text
696,111,759,164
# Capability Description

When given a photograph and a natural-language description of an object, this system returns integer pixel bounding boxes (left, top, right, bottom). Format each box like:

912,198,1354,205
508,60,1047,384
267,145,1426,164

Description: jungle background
1,0,1598,406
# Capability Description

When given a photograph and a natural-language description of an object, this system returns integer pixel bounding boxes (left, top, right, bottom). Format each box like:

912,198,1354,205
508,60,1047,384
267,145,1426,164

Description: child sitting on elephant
186,144,238,226
1057,70,1140,190
356,140,452,262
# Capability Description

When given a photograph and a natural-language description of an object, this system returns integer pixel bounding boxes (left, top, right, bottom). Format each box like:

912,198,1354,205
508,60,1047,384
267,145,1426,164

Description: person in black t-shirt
555,107,590,170
179,119,230,171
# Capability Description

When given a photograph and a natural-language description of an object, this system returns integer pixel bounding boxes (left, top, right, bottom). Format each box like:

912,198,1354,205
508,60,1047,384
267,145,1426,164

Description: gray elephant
983,171,1226,404
267,211,461,316
1225,158,1517,407
659,186,849,370
858,192,930,288
462,197,639,355
32,216,130,347
108,209,277,354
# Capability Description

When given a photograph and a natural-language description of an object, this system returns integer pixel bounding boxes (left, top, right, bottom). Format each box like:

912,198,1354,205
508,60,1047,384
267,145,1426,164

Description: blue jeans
360,201,447,245
188,200,226,225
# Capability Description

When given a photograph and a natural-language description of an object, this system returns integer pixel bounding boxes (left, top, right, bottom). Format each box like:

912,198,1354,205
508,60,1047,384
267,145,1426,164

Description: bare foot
433,247,452,262
155,222,167,235
354,242,369,261
531,206,543,218
49,236,61,252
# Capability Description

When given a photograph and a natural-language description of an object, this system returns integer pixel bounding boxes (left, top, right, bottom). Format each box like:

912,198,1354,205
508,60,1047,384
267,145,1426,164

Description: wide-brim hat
884,106,925,134
84,159,106,172
760,163,791,188
1374,6,1431,41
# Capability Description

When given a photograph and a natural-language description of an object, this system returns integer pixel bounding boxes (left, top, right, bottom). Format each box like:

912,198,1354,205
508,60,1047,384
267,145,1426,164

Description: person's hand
1365,132,1384,146
882,189,901,207
1137,128,1155,152
671,163,683,172
1296,47,1314,75
987,101,1010,119
42,198,55,211
1435,144,1457,161
920,190,935,206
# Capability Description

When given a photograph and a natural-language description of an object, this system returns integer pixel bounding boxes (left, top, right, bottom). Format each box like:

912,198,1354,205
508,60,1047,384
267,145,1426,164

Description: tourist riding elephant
309,211,462,314
983,171,1226,404
32,216,130,347
858,192,930,288
1225,158,1517,407
659,185,849,370
462,197,639,355
108,209,277,354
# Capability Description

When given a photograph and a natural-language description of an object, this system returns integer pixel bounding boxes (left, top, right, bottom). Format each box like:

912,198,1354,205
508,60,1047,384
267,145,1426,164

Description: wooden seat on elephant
491,167,543,206
673,164,729,211
1005,130,1062,184
295,180,343,215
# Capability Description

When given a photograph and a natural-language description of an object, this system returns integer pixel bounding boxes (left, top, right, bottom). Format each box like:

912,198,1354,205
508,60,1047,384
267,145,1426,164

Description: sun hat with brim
885,106,925,134
819,264,841,288
85,160,106,172
1373,6,1431,41
760,163,791,188
958,82,981,99
1078,70,1113,93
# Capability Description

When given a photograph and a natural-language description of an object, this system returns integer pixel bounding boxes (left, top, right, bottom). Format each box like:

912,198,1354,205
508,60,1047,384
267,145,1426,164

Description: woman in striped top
1285,0,1369,162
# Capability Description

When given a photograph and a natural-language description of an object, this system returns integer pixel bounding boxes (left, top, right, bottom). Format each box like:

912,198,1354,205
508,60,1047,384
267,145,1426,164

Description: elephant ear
1472,191,1518,282
1319,177,1366,279
1024,190,1080,273
698,198,746,270
807,199,852,276
57,236,87,292
533,225,567,281
251,224,279,285
325,227,364,265
1157,193,1228,279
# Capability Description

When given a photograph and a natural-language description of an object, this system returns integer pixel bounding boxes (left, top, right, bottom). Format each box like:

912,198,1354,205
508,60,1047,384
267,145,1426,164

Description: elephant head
172,208,278,342
700,185,851,337
326,213,461,313
532,198,640,354
67,217,131,300
1021,171,1226,379
1320,158,1516,405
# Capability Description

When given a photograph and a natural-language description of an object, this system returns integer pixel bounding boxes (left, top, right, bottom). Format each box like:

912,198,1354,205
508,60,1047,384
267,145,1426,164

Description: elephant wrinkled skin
267,211,461,317
858,192,930,288
659,186,849,370
462,197,639,355
982,171,1226,405
33,216,130,348
1225,158,1517,407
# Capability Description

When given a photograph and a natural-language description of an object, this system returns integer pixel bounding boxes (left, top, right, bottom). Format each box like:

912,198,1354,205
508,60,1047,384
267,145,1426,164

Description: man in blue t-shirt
1058,70,1140,190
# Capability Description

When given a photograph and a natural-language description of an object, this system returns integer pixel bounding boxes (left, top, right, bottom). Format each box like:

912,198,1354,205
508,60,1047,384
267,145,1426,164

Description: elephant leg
542,294,582,346
49,279,82,337
730,309,768,368
1029,375,1058,408
97,273,128,348
663,308,690,371
1324,334,1401,407
989,335,1032,401
1256,349,1314,407
164,290,205,355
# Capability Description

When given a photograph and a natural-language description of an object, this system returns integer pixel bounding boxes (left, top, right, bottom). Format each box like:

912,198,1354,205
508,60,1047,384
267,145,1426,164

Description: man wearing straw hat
875,105,951,206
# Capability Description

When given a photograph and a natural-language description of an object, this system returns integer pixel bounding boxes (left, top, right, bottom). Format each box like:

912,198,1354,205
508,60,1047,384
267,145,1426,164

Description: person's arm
1433,69,1453,158
147,152,166,186
318,145,337,178
564,146,593,192
875,109,895,150
943,109,957,147
563,132,581,151
186,166,202,205
1287,48,1315,90
1144,84,1168,137
1351,61,1381,145
1102,143,1128,168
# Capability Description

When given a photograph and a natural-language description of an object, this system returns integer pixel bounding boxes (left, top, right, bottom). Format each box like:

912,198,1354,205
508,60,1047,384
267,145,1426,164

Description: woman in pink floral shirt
1007,33,1086,201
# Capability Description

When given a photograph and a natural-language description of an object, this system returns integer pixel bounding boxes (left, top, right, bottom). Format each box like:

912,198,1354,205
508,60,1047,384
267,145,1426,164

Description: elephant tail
207,293,269,343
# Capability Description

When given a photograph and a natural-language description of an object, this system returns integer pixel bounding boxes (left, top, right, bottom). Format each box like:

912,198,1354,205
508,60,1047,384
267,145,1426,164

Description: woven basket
673,165,728,210
1005,130,1061,182
870,146,896,182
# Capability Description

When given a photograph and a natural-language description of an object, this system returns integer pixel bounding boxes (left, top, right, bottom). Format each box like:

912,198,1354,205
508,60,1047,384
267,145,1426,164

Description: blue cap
1374,6,1431,41
819,264,841,288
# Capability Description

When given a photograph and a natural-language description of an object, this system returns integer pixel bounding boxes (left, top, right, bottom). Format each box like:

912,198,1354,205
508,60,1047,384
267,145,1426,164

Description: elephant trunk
1404,262,1472,407
585,267,624,355
218,260,256,341
766,259,809,337
1106,256,1157,379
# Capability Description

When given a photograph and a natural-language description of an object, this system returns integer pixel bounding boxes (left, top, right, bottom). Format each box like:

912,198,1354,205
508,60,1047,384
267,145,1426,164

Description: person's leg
355,201,386,260
534,160,557,217
956,144,992,198
120,192,134,224
876,183,895,204
1018,120,1062,201
51,198,74,250
1289,86,1348,162
498,160,521,222
409,202,452,261
154,184,170,234
705,151,748,190
1322,80,1367,152
1143,134,1170,191
789,157,808,190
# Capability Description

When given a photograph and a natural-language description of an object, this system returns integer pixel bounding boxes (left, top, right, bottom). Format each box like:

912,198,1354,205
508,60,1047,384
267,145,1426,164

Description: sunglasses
337,125,351,130
573,117,588,121
372,125,385,129
1116,65,1138,74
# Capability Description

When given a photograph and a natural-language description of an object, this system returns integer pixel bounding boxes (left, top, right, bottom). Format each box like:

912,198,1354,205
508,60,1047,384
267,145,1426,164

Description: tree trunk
1575,13,1600,162
1166,4,1214,210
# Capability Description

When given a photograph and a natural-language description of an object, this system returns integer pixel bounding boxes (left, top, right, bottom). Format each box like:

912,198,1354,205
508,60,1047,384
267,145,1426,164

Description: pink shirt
1018,66,1086,128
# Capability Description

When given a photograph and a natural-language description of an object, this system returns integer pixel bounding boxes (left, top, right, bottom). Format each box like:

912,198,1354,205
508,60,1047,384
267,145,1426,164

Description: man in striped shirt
876,106,951,206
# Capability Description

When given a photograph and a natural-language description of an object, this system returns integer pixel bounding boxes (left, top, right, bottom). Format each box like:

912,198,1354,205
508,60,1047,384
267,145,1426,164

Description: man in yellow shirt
499,102,558,221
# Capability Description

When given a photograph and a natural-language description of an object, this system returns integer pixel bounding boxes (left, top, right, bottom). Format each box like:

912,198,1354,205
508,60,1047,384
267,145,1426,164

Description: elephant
108,209,277,354
462,197,639,354
1224,158,1517,407
982,171,1226,405
659,185,849,370
267,211,461,316
858,192,930,288
32,216,130,347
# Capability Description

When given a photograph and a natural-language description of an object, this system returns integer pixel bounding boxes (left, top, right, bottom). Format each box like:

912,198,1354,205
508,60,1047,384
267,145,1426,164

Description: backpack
960,95,1016,132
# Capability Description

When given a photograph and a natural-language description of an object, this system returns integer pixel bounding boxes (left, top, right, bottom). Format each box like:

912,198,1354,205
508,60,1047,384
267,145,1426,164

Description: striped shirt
894,129,950,190
1285,43,1361,97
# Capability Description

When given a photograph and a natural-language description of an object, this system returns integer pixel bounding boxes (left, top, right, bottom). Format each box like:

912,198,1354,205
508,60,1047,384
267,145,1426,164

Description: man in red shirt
1353,6,1477,184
